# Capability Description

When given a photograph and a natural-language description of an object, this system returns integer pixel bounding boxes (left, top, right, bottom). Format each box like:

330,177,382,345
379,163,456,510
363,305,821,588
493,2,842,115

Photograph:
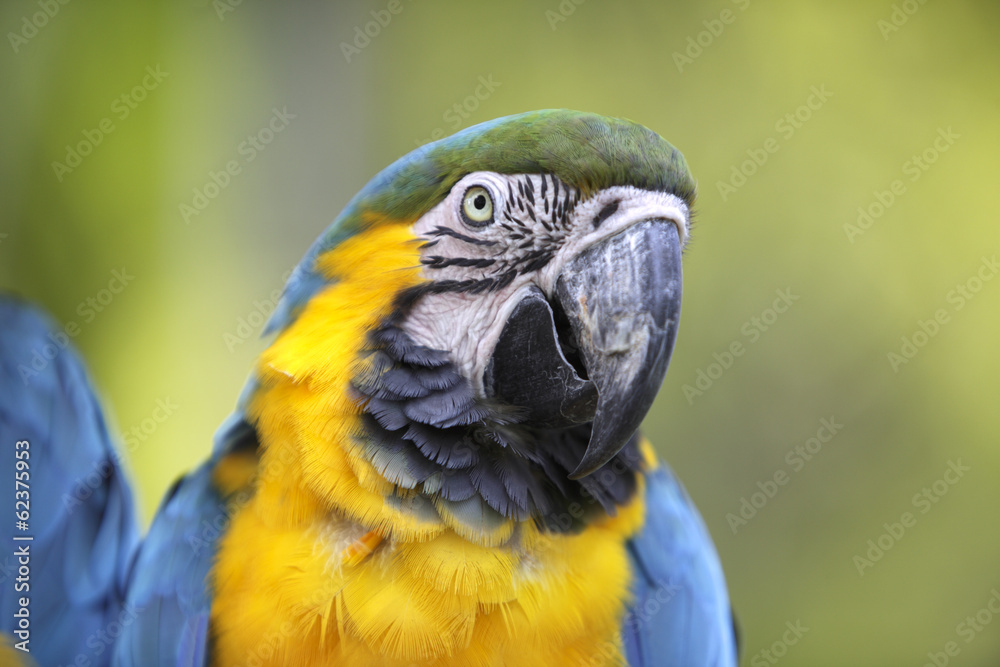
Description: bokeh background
2,1,998,665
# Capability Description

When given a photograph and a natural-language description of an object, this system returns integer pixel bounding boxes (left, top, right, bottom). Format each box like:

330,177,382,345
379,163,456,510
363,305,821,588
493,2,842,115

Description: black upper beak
485,220,683,479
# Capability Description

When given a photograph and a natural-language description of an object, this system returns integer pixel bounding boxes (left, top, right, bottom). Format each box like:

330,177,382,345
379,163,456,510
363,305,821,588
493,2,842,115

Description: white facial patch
403,171,691,394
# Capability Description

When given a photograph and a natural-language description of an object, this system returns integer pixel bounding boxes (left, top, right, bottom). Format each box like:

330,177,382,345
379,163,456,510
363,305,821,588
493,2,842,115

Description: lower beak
485,220,683,479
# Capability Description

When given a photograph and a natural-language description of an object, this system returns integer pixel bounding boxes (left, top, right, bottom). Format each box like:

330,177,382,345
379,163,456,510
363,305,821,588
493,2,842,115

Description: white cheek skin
403,291,488,372
410,172,515,282
402,173,516,389
401,175,690,396
403,283,534,393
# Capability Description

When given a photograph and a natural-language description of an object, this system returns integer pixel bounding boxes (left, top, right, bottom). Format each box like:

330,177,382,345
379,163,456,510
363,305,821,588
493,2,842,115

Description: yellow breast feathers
210,223,647,666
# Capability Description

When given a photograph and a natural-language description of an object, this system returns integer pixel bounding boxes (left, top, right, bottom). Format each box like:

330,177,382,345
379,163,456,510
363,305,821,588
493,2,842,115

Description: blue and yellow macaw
1,109,736,666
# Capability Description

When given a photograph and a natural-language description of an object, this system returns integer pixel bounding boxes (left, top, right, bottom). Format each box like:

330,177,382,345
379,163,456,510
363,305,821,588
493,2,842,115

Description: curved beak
485,220,683,479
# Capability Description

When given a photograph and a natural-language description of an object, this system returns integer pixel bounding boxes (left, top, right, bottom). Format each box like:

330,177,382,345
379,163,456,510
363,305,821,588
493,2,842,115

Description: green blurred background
2,1,998,665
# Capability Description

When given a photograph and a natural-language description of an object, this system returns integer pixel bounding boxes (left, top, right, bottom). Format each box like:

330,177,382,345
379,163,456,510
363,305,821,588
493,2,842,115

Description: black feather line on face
593,200,620,229
411,172,584,357
350,294,642,532
422,256,497,269
428,226,498,247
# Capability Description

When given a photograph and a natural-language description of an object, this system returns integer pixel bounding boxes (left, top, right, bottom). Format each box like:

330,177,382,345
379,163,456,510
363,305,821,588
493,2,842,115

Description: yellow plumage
210,222,649,666
0,635,32,667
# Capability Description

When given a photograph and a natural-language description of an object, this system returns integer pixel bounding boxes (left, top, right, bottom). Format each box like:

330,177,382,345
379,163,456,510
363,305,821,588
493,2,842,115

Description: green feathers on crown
265,109,695,335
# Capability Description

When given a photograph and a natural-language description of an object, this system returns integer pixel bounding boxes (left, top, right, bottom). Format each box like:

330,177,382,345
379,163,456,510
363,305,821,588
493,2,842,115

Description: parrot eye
461,186,494,227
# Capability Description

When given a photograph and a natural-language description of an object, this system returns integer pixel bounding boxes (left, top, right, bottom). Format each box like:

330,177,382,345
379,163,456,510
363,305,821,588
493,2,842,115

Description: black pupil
474,194,486,210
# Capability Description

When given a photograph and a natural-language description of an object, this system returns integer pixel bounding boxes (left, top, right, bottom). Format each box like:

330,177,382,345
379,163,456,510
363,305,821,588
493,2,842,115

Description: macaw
0,109,736,666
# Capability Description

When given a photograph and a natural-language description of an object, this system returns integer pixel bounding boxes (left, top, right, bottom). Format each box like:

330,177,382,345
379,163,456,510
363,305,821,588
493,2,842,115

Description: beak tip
567,458,594,480
567,460,602,480
557,221,683,481
566,413,634,479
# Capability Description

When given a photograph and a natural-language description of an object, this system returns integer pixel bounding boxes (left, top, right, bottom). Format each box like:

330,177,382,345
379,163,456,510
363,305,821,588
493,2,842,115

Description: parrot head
248,109,694,535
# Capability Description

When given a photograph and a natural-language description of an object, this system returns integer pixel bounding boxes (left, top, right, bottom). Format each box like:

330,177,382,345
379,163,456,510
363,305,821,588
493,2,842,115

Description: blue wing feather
0,297,229,666
0,297,735,665
112,461,233,667
622,464,737,667
0,296,139,665
114,415,256,667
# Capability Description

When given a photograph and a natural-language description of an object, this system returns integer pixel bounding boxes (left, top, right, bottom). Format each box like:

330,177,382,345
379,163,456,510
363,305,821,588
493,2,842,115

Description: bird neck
243,221,641,545
209,221,652,664
245,222,446,540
